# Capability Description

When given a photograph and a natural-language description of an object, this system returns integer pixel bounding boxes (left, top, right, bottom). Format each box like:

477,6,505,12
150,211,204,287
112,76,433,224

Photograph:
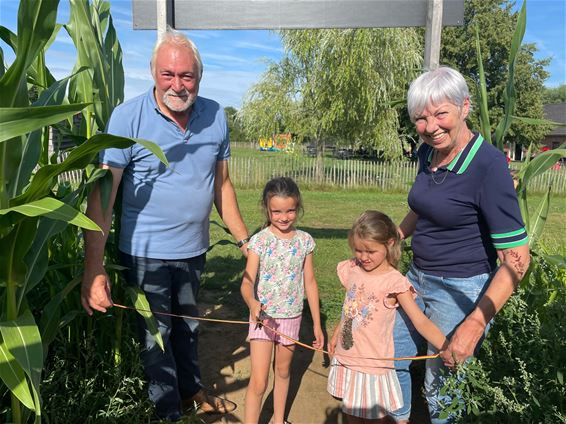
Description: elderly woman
390,66,530,424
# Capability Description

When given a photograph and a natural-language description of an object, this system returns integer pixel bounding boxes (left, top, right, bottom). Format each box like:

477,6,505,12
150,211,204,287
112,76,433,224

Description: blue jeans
390,264,492,423
120,252,206,420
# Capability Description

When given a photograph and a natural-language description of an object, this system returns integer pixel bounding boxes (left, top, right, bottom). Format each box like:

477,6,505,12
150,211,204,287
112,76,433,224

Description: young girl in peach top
328,211,447,423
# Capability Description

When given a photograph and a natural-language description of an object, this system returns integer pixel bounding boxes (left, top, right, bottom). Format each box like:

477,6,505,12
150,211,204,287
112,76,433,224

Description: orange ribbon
112,303,439,362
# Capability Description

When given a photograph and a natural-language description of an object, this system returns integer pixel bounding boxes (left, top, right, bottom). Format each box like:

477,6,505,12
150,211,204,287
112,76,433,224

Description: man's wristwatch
236,238,250,248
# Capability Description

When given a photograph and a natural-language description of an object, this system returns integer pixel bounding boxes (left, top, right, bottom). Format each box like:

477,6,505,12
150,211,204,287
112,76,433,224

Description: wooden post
156,0,173,37
424,0,443,70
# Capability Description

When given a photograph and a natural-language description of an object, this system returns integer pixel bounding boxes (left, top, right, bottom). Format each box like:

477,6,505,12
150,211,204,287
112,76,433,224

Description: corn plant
0,1,166,422
439,2,566,420
474,0,565,263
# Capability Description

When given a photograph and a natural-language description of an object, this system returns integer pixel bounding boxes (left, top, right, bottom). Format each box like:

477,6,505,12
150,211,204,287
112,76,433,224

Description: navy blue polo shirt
408,133,528,278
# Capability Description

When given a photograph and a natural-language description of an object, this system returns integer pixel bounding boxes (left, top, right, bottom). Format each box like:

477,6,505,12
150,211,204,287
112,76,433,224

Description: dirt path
196,290,429,424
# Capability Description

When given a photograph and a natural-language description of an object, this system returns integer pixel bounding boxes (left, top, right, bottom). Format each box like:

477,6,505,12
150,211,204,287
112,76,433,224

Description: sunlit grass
205,188,566,326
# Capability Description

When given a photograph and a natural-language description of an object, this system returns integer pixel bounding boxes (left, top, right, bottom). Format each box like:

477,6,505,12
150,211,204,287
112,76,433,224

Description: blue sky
1,0,564,108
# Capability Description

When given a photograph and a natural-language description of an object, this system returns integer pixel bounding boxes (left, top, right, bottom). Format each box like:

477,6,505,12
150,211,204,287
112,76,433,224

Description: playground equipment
259,133,293,152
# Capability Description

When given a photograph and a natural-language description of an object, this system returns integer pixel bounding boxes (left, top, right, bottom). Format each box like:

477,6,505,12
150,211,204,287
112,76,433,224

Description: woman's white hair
150,27,203,81
407,66,470,122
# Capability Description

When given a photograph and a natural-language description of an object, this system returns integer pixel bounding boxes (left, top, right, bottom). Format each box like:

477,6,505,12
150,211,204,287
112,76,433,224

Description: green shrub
439,252,566,423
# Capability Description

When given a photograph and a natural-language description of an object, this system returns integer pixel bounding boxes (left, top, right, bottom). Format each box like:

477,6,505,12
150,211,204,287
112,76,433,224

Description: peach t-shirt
334,259,415,375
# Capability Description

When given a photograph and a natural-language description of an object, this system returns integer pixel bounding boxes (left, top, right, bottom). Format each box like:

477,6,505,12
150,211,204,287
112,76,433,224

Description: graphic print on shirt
340,283,377,350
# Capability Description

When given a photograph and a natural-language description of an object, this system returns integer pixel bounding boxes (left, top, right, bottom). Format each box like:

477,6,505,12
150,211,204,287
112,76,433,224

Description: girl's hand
328,329,340,356
312,325,324,350
250,300,265,326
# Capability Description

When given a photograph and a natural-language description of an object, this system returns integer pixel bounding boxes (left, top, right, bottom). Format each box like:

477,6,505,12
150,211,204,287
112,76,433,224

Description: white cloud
235,40,284,54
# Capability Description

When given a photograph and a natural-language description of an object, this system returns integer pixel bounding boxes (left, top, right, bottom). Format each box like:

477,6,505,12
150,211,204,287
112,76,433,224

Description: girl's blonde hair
261,177,304,228
348,210,402,269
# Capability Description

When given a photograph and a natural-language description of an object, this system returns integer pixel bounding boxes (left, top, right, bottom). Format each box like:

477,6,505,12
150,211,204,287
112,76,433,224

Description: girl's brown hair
261,177,304,227
348,210,402,268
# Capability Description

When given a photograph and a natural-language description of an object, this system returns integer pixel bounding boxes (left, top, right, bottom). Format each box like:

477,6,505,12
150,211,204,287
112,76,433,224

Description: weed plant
40,334,152,423
438,243,566,423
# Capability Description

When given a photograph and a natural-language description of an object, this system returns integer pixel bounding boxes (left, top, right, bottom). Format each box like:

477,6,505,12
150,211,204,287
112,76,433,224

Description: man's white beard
163,89,196,112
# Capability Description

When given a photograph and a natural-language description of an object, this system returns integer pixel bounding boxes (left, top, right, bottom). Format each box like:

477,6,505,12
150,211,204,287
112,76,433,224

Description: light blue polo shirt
101,88,230,259
408,133,528,278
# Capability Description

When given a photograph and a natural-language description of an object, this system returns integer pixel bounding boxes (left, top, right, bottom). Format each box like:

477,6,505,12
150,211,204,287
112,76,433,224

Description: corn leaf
19,210,71,310
0,220,38,310
0,197,100,231
512,116,566,127
0,103,89,143
98,168,113,216
517,148,566,186
494,1,526,149
543,254,566,269
66,0,117,131
11,134,168,206
0,310,43,385
0,341,35,410
103,15,124,108
134,138,170,168
0,310,43,416
126,286,165,352
39,275,82,352
11,134,132,206
12,71,89,198
528,186,550,247
0,0,59,107
474,25,491,145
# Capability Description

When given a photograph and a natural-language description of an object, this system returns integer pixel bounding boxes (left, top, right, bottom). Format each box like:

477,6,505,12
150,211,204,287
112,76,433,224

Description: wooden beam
424,0,443,70
156,0,173,37
133,0,463,30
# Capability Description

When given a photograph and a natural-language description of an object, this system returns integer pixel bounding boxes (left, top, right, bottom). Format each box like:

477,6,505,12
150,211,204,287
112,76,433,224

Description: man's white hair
150,26,203,81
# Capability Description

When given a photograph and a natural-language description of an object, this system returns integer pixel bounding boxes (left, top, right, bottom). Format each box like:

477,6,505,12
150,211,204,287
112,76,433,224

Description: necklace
430,167,449,185
428,130,473,184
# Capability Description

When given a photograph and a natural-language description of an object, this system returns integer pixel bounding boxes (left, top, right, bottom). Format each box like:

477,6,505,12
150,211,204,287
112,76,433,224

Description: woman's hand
440,317,485,367
441,244,530,368
312,325,325,350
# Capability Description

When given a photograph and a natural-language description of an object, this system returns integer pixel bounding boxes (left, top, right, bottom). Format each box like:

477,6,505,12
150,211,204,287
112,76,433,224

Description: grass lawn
204,188,566,326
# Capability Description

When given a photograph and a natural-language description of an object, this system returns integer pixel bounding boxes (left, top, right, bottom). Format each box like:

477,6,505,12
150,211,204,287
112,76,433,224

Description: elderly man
81,28,249,421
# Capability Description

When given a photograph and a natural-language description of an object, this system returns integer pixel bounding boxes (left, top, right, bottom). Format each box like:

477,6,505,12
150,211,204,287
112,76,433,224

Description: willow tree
240,28,422,165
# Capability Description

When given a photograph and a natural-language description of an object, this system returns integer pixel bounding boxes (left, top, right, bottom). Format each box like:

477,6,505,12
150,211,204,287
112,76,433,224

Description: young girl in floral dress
241,177,324,424
328,210,447,423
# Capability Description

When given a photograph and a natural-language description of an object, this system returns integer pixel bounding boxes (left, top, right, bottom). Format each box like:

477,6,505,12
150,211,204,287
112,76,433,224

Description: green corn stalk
66,0,124,136
473,0,565,297
0,1,167,421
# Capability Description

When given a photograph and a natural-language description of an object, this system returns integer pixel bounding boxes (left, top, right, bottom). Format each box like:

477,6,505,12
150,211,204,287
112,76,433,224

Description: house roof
544,103,566,136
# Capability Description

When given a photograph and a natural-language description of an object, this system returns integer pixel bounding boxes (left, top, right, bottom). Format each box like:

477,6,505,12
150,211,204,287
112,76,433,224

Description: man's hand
239,242,249,258
81,270,113,315
440,317,485,367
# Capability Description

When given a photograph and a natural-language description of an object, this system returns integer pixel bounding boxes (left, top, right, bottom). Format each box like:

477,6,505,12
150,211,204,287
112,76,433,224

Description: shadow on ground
195,255,430,424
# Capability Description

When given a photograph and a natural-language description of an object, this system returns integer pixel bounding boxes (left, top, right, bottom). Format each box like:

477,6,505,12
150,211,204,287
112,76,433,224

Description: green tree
543,84,566,103
240,29,422,162
224,106,246,142
441,0,550,147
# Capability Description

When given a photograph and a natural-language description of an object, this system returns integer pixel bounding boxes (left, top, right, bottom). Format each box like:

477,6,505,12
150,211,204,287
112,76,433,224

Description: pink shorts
247,314,302,346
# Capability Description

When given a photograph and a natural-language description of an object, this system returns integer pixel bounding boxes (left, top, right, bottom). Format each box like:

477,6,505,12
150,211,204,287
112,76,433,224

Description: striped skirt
327,357,403,419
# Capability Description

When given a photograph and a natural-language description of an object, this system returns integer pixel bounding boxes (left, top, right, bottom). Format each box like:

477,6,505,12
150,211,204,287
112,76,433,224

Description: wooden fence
229,156,566,194
58,155,566,194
